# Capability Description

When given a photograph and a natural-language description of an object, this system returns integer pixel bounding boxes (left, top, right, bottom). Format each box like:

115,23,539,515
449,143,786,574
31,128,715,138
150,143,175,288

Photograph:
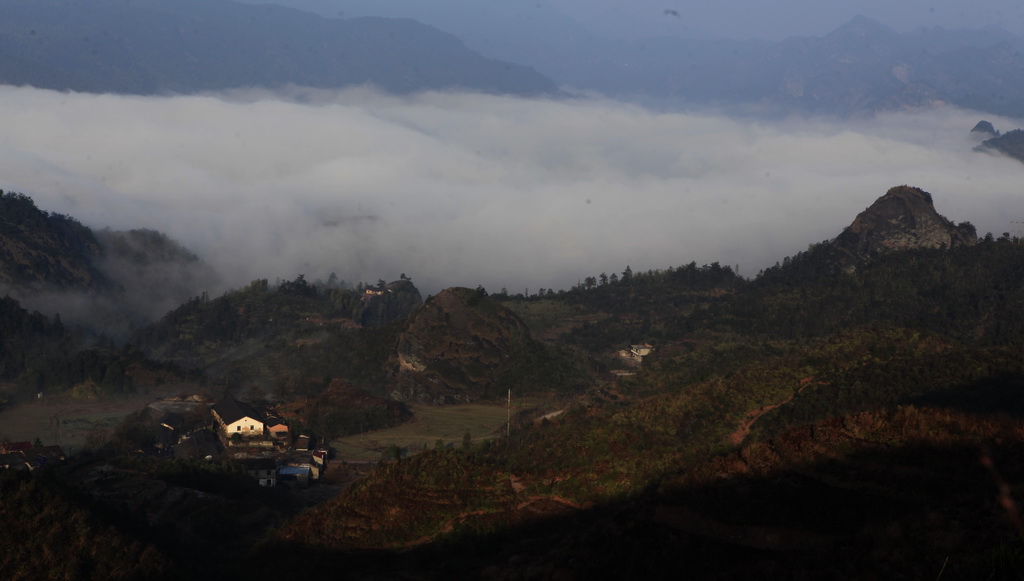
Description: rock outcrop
831,186,977,266
970,120,999,137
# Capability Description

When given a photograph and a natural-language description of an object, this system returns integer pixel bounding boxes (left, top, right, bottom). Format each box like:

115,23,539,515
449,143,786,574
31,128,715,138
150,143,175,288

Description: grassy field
331,403,519,461
0,385,195,453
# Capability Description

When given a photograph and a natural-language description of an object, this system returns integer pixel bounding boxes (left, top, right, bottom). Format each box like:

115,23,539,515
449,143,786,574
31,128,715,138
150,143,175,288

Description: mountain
9,0,1024,115
246,0,601,77
978,128,1024,163
0,0,556,96
225,7,1024,116
971,119,999,137
831,185,977,265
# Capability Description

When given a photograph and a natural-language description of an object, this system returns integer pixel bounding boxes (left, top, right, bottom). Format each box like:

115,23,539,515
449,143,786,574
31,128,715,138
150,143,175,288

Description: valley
2,2,1024,578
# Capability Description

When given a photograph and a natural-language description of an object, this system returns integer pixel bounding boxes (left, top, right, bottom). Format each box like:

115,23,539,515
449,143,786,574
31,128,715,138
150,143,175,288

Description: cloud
0,85,1019,299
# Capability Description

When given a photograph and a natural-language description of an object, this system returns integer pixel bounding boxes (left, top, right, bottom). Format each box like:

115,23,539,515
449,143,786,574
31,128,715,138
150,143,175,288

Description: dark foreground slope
242,406,1024,579
0,469,180,580
0,0,556,96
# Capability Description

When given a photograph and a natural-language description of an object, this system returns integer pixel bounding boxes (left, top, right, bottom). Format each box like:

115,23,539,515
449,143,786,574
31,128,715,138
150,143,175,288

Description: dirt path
728,378,815,446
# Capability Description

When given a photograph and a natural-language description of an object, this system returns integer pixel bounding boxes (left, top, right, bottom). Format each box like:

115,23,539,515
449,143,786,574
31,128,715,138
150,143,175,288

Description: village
0,393,359,490
1,340,655,479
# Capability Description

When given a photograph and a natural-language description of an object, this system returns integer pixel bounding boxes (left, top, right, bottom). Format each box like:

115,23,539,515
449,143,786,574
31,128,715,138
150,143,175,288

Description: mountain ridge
0,0,557,96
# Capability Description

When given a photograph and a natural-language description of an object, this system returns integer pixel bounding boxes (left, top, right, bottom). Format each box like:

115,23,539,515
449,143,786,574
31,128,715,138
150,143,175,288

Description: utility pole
507,388,511,438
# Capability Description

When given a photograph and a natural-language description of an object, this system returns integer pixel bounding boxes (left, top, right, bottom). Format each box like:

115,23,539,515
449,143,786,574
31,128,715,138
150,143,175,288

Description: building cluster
1,396,331,488
208,397,328,488
145,395,329,488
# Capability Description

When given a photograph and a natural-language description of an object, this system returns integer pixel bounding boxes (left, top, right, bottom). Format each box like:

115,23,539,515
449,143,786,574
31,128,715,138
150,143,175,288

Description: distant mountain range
543,14,1024,117
0,0,556,96
243,2,1024,117
4,1,1024,116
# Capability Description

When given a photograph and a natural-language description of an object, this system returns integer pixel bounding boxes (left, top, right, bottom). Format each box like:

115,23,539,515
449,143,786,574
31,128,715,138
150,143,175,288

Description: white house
211,398,267,438
630,344,654,358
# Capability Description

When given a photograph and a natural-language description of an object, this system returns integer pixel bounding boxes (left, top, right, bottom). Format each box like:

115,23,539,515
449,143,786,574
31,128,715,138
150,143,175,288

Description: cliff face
831,186,977,264
391,287,531,404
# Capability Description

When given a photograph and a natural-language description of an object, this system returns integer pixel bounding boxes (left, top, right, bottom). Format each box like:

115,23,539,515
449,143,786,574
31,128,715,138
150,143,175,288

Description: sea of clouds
0,85,1019,298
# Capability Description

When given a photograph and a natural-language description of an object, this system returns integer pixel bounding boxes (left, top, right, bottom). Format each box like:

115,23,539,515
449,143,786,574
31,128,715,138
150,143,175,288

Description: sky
0,85,1020,298
547,0,1024,40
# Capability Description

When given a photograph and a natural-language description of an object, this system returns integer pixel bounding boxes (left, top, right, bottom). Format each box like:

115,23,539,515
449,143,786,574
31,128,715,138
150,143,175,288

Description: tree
622,265,633,282
599,272,608,285
462,431,472,450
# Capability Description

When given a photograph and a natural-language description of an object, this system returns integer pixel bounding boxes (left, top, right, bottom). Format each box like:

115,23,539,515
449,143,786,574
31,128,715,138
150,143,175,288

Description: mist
0,85,1019,299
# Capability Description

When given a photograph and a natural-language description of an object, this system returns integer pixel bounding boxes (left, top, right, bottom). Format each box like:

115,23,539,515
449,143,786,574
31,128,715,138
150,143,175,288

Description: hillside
391,287,591,403
244,406,1024,579
0,190,219,336
0,0,556,96
0,191,105,291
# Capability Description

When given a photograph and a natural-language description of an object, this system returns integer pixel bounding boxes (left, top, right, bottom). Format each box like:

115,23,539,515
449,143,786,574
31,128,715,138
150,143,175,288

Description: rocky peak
832,186,977,264
971,120,999,137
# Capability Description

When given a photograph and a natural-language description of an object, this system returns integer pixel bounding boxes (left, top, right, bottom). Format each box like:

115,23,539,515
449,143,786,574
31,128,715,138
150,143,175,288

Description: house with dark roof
211,399,267,438
173,429,223,460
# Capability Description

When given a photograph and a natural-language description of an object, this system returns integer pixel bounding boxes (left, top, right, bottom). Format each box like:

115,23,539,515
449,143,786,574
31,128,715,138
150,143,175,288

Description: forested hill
0,0,557,96
0,191,105,291
0,190,219,336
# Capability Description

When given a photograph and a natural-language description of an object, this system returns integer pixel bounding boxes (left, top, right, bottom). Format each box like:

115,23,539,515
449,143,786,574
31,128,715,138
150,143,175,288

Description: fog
0,85,1019,298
